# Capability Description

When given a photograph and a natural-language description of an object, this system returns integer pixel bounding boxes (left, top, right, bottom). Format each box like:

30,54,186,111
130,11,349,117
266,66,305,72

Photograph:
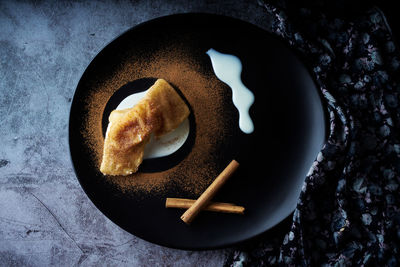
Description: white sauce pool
106,89,190,159
206,48,255,134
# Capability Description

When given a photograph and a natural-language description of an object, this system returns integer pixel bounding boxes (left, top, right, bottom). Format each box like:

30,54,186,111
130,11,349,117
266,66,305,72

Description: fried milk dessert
100,79,190,175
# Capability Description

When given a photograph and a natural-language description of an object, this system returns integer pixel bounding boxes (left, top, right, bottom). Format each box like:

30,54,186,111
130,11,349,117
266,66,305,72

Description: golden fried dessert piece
100,79,190,175
146,80,191,137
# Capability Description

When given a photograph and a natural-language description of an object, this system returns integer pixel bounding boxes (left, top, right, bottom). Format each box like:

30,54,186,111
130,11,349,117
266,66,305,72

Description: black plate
69,13,326,249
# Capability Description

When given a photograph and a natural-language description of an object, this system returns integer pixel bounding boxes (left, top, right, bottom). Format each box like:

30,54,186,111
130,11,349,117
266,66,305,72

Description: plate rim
68,12,328,250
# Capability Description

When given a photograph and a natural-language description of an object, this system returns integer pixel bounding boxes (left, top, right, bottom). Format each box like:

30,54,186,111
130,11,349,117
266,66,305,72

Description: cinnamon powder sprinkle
82,42,237,196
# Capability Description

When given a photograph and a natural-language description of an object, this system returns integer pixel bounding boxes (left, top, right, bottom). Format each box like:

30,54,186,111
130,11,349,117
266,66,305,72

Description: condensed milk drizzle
206,48,255,134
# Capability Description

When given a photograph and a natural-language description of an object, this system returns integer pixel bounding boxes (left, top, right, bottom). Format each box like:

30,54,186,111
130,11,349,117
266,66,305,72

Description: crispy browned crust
100,79,190,175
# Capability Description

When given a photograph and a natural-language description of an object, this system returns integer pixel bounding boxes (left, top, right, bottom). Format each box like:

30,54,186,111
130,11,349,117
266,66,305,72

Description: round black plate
69,13,326,249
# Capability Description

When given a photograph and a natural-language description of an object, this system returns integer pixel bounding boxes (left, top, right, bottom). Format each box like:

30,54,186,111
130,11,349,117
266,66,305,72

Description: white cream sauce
206,48,255,134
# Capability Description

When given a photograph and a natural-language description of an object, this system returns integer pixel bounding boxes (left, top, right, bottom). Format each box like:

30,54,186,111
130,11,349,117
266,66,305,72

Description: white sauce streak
206,48,255,134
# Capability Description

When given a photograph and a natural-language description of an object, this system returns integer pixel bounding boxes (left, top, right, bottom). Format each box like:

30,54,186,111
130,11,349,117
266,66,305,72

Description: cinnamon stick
180,159,240,224
166,198,244,214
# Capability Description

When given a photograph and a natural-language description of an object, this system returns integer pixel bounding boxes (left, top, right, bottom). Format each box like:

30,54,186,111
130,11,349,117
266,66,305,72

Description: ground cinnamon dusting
82,42,236,196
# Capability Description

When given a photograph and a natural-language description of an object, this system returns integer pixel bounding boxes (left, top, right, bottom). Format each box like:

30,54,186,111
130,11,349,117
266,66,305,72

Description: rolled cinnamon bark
166,198,244,214
180,159,240,224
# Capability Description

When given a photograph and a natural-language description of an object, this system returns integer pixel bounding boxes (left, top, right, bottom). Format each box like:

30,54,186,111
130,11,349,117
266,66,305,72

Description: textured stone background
0,1,271,266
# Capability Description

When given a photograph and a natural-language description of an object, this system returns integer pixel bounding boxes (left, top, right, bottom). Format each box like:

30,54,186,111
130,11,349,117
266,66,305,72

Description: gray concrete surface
0,1,271,266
